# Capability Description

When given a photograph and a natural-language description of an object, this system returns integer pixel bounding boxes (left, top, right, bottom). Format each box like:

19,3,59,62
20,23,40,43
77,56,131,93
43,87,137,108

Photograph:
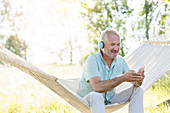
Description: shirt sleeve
122,58,130,73
83,56,101,82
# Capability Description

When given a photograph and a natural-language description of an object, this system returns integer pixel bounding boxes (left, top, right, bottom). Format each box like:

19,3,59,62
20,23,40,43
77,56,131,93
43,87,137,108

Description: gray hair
100,28,120,40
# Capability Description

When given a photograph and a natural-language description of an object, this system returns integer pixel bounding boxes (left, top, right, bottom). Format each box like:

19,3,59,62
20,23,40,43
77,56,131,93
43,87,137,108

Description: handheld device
138,66,145,74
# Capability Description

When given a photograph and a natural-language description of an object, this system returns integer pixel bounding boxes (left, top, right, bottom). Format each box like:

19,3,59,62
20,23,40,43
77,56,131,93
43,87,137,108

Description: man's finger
131,75,142,81
131,73,141,76
141,74,145,78
129,70,136,73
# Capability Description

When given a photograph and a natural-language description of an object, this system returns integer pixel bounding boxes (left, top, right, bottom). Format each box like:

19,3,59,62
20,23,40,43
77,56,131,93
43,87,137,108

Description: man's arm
90,70,143,93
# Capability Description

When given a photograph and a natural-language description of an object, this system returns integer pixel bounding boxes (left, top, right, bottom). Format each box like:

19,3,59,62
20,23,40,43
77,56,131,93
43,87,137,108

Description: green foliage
81,0,134,61
8,102,21,113
0,99,79,113
144,71,170,113
0,100,21,113
0,0,28,64
151,70,170,94
138,0,169,39
37,100,78,113
80,0,170,64
0,0,9,24
3,35,28,60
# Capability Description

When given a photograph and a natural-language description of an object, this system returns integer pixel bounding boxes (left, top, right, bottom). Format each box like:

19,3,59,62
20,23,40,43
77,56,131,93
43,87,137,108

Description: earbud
98,41,104,49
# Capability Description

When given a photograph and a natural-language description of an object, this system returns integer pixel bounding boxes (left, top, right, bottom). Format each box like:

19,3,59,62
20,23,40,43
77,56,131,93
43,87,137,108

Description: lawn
0,64,169,113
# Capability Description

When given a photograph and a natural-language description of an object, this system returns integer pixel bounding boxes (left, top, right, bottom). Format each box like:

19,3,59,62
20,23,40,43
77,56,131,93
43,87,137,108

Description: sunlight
3,0,168,64
8,0,88,64
0,1,169,113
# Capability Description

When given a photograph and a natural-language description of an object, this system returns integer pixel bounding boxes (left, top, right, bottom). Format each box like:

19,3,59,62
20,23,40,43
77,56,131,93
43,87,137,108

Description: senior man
77,28,145,113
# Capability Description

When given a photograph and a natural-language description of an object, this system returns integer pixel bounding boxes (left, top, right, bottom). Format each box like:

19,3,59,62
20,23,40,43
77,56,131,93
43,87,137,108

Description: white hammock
0,41,169,113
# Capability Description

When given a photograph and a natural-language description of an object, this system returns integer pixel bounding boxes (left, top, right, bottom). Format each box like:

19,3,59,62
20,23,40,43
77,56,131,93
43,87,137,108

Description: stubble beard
108,49,119,60
104,50,116,60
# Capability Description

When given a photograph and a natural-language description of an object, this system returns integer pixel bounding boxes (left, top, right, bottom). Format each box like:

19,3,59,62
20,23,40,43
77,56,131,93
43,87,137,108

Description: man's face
103,34,120,59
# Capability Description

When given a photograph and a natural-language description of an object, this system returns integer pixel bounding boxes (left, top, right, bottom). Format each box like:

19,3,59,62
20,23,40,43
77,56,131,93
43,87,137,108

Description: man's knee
87,92,105,109
88,92,104,101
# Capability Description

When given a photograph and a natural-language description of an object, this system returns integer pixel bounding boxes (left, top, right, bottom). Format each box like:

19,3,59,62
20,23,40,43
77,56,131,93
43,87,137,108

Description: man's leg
84,92,106,113
129,87,144,113
111,86,144,113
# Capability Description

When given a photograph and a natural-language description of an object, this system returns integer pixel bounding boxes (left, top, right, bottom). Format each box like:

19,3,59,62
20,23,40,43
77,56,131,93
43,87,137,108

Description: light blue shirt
77,51,130,103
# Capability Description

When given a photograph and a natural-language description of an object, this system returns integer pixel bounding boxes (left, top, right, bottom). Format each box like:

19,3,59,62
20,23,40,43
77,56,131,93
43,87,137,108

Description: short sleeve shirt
77,51,130,103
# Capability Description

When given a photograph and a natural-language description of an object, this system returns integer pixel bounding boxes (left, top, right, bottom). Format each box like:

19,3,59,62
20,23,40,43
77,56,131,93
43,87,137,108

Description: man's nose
114,45,119,50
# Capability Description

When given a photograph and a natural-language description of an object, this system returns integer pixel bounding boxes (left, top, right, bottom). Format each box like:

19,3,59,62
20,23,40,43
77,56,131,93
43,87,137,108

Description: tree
3,35,27,60
81,0,134,57
56,1,86,64
0,0,28,64
0,0,9,25
81,0,170,61
137,0,170,40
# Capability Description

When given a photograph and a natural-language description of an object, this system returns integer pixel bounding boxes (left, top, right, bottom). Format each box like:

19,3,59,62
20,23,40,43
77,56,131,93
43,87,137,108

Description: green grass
143,70,170,113
0,99,79,113
36,99,78,113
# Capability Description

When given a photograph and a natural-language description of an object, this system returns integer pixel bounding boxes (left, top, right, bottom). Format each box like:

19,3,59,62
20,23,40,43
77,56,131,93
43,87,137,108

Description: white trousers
84,86,144,113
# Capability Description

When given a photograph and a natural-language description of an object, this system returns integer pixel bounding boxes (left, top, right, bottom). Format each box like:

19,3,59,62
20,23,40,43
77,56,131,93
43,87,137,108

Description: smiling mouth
111,50,118,53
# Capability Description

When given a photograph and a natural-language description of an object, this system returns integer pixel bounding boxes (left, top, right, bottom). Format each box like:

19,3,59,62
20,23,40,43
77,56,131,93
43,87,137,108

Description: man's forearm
92,75,124,93
90,70,143,93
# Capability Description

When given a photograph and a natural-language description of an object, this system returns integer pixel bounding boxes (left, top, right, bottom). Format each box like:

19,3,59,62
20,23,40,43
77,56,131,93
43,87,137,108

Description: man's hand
121,70,144,83
134,70,145,87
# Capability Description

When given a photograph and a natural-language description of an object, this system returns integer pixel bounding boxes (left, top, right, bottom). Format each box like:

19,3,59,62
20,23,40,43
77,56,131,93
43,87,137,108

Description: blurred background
0,0,169,65
0,0,169,113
